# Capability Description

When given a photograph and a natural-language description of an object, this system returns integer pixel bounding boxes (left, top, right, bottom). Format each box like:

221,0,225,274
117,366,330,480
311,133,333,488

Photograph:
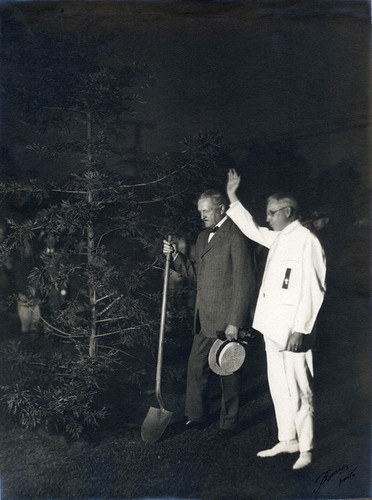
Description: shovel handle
155,235,172,410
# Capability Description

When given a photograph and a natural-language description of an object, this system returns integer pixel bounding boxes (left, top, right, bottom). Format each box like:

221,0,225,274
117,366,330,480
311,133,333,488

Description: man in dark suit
163,189,255,431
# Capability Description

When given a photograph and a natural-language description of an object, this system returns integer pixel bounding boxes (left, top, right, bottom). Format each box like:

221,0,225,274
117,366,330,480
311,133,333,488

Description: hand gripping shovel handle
155,235,172,410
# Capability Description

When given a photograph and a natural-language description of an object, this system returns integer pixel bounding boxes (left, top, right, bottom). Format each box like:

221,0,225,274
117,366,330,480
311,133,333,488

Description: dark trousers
185,332,241,429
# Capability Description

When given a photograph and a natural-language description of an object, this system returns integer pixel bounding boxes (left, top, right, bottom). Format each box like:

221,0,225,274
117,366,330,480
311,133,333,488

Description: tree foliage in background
0,25,229,437
1,340,113,439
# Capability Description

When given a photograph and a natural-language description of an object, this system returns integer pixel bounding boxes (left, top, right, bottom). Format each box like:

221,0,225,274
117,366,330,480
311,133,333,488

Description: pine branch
97,294,123,317
95,322,153,336
99,345,155,368
96,227,128,250
94,331,121,338
51,189,88,195
142,257,159,273
96,292,117,304
39,314,83,338
119,162,190,188
96,315,129,324
138,188,188,204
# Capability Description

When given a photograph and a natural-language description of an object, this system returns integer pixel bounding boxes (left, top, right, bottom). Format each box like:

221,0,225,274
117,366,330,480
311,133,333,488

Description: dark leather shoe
185,419,209,430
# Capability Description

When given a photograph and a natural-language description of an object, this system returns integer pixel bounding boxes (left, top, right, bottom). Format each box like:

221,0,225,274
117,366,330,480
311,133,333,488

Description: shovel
141,236,173,443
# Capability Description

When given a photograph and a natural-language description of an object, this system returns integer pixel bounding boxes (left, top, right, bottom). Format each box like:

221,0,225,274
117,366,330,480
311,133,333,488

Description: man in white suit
226,169,326,470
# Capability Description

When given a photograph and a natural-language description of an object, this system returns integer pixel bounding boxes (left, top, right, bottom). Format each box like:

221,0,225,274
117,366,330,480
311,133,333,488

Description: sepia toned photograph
0,1,370,499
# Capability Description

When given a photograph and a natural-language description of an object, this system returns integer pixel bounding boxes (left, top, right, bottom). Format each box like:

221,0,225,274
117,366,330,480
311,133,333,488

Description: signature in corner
313,464,358,496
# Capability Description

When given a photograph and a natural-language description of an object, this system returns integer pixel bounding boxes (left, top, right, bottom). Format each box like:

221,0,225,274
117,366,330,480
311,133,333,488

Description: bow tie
208,226,219,233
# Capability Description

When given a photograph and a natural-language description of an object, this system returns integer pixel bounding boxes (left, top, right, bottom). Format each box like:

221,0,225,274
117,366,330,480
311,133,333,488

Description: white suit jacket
227,201,326,349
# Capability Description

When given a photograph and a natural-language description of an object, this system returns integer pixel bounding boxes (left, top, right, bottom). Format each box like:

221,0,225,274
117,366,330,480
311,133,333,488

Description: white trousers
265,337,314,453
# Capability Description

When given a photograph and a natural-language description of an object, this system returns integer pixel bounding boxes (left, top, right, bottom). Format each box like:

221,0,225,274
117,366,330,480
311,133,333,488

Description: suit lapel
200,217,232,258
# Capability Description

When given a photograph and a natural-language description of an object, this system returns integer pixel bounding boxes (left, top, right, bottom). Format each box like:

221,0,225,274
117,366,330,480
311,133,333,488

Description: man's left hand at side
225,324,239,341
283,331,305,352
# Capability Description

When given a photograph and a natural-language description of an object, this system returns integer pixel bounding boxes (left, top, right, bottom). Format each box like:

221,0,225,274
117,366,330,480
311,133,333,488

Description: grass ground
0,226,370,500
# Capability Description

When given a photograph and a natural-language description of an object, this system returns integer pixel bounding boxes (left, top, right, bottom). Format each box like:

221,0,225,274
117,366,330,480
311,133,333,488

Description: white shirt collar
281,219,301,235
216,215,228,228
208,215,228,242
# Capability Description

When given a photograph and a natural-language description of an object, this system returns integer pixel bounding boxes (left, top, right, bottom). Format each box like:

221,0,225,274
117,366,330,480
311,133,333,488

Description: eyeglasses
266,206,292,217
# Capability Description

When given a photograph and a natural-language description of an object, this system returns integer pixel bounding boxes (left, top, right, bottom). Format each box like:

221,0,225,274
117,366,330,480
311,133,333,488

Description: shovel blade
141,406,173,443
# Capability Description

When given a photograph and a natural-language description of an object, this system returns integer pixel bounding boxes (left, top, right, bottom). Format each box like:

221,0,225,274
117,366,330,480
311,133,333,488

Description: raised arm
226,169,277,249
226,168,241,205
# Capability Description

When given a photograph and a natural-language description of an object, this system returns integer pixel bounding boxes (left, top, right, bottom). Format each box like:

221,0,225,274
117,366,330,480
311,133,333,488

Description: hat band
215,341,231,367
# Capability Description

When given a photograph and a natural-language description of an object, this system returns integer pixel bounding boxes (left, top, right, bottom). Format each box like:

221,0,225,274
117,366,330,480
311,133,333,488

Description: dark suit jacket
173,217,255,338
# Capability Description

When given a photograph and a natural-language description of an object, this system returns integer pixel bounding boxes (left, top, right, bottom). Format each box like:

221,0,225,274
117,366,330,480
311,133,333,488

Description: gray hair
198,189,228,208
268,192,300,219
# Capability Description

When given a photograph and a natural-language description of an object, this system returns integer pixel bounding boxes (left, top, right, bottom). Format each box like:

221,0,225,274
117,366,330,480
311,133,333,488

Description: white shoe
257,440,299,457
293,451,312,470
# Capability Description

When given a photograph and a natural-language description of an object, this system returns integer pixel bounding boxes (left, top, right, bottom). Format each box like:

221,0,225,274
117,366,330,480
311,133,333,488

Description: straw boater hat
208,338,246,376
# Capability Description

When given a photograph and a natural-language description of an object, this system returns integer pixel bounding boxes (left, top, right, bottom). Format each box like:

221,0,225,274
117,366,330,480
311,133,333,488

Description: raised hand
226,169,241,204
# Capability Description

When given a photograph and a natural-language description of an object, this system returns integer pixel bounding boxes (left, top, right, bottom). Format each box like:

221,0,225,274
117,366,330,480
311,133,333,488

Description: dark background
0,1,370,499
1,1,370,211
